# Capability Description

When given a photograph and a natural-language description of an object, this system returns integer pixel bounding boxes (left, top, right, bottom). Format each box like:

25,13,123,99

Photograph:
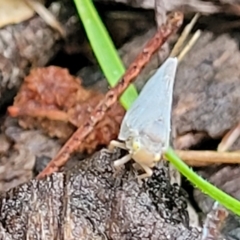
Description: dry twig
218,122,240,152
24,0,65,37
173,150,240,166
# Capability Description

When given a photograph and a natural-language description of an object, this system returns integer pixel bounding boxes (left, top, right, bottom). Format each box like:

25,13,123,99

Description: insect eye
132,141,140,151
154,153,161,162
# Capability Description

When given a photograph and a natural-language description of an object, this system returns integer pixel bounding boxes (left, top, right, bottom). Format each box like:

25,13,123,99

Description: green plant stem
73,0,138,109
165,147,240,216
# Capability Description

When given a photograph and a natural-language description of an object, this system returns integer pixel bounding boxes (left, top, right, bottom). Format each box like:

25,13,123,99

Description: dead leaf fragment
0,0,35,28
8,66,125,153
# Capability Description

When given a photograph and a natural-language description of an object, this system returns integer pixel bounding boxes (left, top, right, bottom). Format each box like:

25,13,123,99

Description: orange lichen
8,66,125,154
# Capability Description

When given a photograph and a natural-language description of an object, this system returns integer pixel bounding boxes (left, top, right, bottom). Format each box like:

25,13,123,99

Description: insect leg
132,162,142,171
137,163,153,179
108,140,127,152
114,154,132,167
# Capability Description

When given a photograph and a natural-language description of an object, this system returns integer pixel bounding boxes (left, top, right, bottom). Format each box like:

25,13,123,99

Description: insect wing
118,57,178,149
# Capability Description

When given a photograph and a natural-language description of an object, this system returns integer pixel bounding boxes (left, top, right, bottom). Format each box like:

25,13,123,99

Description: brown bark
0,149,202,240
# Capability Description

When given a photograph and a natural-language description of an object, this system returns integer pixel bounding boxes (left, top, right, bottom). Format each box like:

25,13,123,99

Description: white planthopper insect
109,57,178,179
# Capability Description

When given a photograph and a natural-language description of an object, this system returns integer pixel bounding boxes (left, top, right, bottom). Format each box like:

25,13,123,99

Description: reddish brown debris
35,11,184,179
8,66,125,154
201,202,228,240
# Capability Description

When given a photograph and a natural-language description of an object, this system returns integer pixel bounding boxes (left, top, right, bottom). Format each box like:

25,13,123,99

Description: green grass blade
73,0,138,109
165,147,240,216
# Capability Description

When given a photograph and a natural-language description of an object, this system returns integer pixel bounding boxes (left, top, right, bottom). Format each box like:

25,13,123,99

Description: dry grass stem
170,150,240,166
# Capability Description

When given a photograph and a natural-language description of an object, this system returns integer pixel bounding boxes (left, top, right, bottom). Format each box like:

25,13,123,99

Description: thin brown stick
8,106,69,122
218,122,240,152
37,12,184,179
171,150,240,166
24,0,66,37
